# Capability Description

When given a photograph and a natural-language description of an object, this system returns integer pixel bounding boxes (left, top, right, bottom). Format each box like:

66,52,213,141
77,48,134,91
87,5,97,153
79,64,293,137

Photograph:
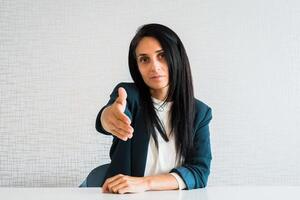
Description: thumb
115,87,127,109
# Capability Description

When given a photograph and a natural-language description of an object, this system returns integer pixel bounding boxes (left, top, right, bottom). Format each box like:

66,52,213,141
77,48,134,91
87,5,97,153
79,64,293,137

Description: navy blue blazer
91,82,212,189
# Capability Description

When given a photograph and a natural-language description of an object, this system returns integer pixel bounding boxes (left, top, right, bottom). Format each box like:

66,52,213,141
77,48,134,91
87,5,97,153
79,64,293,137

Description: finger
110,120,133,139
102,180,109,193
110,129,129,141
108,177,127,193
115,87,127,106
105,174,124,186
118,186,130,194
102,183,109,193
112,128,132,140
108,115,133,134
102,174,123,193
113,118,134,135
113,106,131,125
112,182,130,194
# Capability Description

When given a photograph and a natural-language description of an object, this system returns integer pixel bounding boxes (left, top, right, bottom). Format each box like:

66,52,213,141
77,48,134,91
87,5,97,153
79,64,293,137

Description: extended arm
95,85,133,141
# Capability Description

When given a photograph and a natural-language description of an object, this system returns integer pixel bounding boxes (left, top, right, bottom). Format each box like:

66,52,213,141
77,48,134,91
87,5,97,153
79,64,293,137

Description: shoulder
193,98,213,129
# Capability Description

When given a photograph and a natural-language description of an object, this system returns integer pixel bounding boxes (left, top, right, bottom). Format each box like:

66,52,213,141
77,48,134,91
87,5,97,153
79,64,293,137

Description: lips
150,75,164,79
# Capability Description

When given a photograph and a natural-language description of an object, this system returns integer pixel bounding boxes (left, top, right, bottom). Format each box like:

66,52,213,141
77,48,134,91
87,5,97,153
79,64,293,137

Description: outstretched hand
101,87,134,141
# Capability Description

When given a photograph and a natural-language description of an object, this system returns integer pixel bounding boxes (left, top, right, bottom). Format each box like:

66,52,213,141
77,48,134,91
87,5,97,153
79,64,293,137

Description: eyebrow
137,49,164,58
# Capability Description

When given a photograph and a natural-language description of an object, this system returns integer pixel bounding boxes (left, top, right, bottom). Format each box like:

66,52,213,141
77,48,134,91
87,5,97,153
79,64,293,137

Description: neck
150,86,169,101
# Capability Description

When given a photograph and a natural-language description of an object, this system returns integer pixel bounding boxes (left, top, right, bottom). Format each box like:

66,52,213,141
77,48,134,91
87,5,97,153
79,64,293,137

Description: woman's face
135,37,169,99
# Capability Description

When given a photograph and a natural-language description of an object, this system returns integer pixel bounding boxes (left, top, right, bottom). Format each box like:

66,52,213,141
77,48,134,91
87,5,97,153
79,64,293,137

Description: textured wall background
0,0,299,187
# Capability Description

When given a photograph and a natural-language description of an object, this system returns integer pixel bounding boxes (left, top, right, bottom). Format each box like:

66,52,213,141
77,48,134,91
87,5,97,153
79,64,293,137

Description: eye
139,57,149,63
158,52,165,59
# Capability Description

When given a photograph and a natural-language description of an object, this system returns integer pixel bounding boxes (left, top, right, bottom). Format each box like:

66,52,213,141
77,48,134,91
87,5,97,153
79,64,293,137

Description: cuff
170,172,187,190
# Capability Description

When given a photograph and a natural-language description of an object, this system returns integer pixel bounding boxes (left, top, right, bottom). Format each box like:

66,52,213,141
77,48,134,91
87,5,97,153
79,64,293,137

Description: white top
143,97,186,190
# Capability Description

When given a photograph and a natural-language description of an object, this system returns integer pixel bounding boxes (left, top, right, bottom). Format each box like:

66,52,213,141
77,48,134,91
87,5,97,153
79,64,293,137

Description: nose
151,59,161,71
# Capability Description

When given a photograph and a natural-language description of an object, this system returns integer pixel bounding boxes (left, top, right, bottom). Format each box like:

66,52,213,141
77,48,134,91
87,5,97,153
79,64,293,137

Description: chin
148,82,168,90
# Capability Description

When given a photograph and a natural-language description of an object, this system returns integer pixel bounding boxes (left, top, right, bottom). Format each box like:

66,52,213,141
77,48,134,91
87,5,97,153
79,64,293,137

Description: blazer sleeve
170,107,212,189
95,83,133,135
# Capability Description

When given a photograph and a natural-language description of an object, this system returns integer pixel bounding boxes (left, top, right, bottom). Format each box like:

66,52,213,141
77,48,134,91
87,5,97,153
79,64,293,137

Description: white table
1,186,300,200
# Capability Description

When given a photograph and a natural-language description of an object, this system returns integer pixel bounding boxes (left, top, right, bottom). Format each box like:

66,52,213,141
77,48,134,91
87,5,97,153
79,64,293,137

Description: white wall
0,0,299,186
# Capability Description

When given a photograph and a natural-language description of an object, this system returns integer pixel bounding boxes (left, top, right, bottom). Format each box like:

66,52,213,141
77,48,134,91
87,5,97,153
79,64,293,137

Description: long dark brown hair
128,23,195,163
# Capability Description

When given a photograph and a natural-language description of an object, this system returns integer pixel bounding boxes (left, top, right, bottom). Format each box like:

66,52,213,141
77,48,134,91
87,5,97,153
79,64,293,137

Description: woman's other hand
102,174,149,194
100,87,134,141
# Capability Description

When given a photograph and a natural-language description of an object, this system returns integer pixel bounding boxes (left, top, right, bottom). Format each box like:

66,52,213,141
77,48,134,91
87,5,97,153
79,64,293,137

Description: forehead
135,37,163,54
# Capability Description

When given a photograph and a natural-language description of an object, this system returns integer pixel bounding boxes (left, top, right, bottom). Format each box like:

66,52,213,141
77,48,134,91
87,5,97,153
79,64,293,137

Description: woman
80,23,212,194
